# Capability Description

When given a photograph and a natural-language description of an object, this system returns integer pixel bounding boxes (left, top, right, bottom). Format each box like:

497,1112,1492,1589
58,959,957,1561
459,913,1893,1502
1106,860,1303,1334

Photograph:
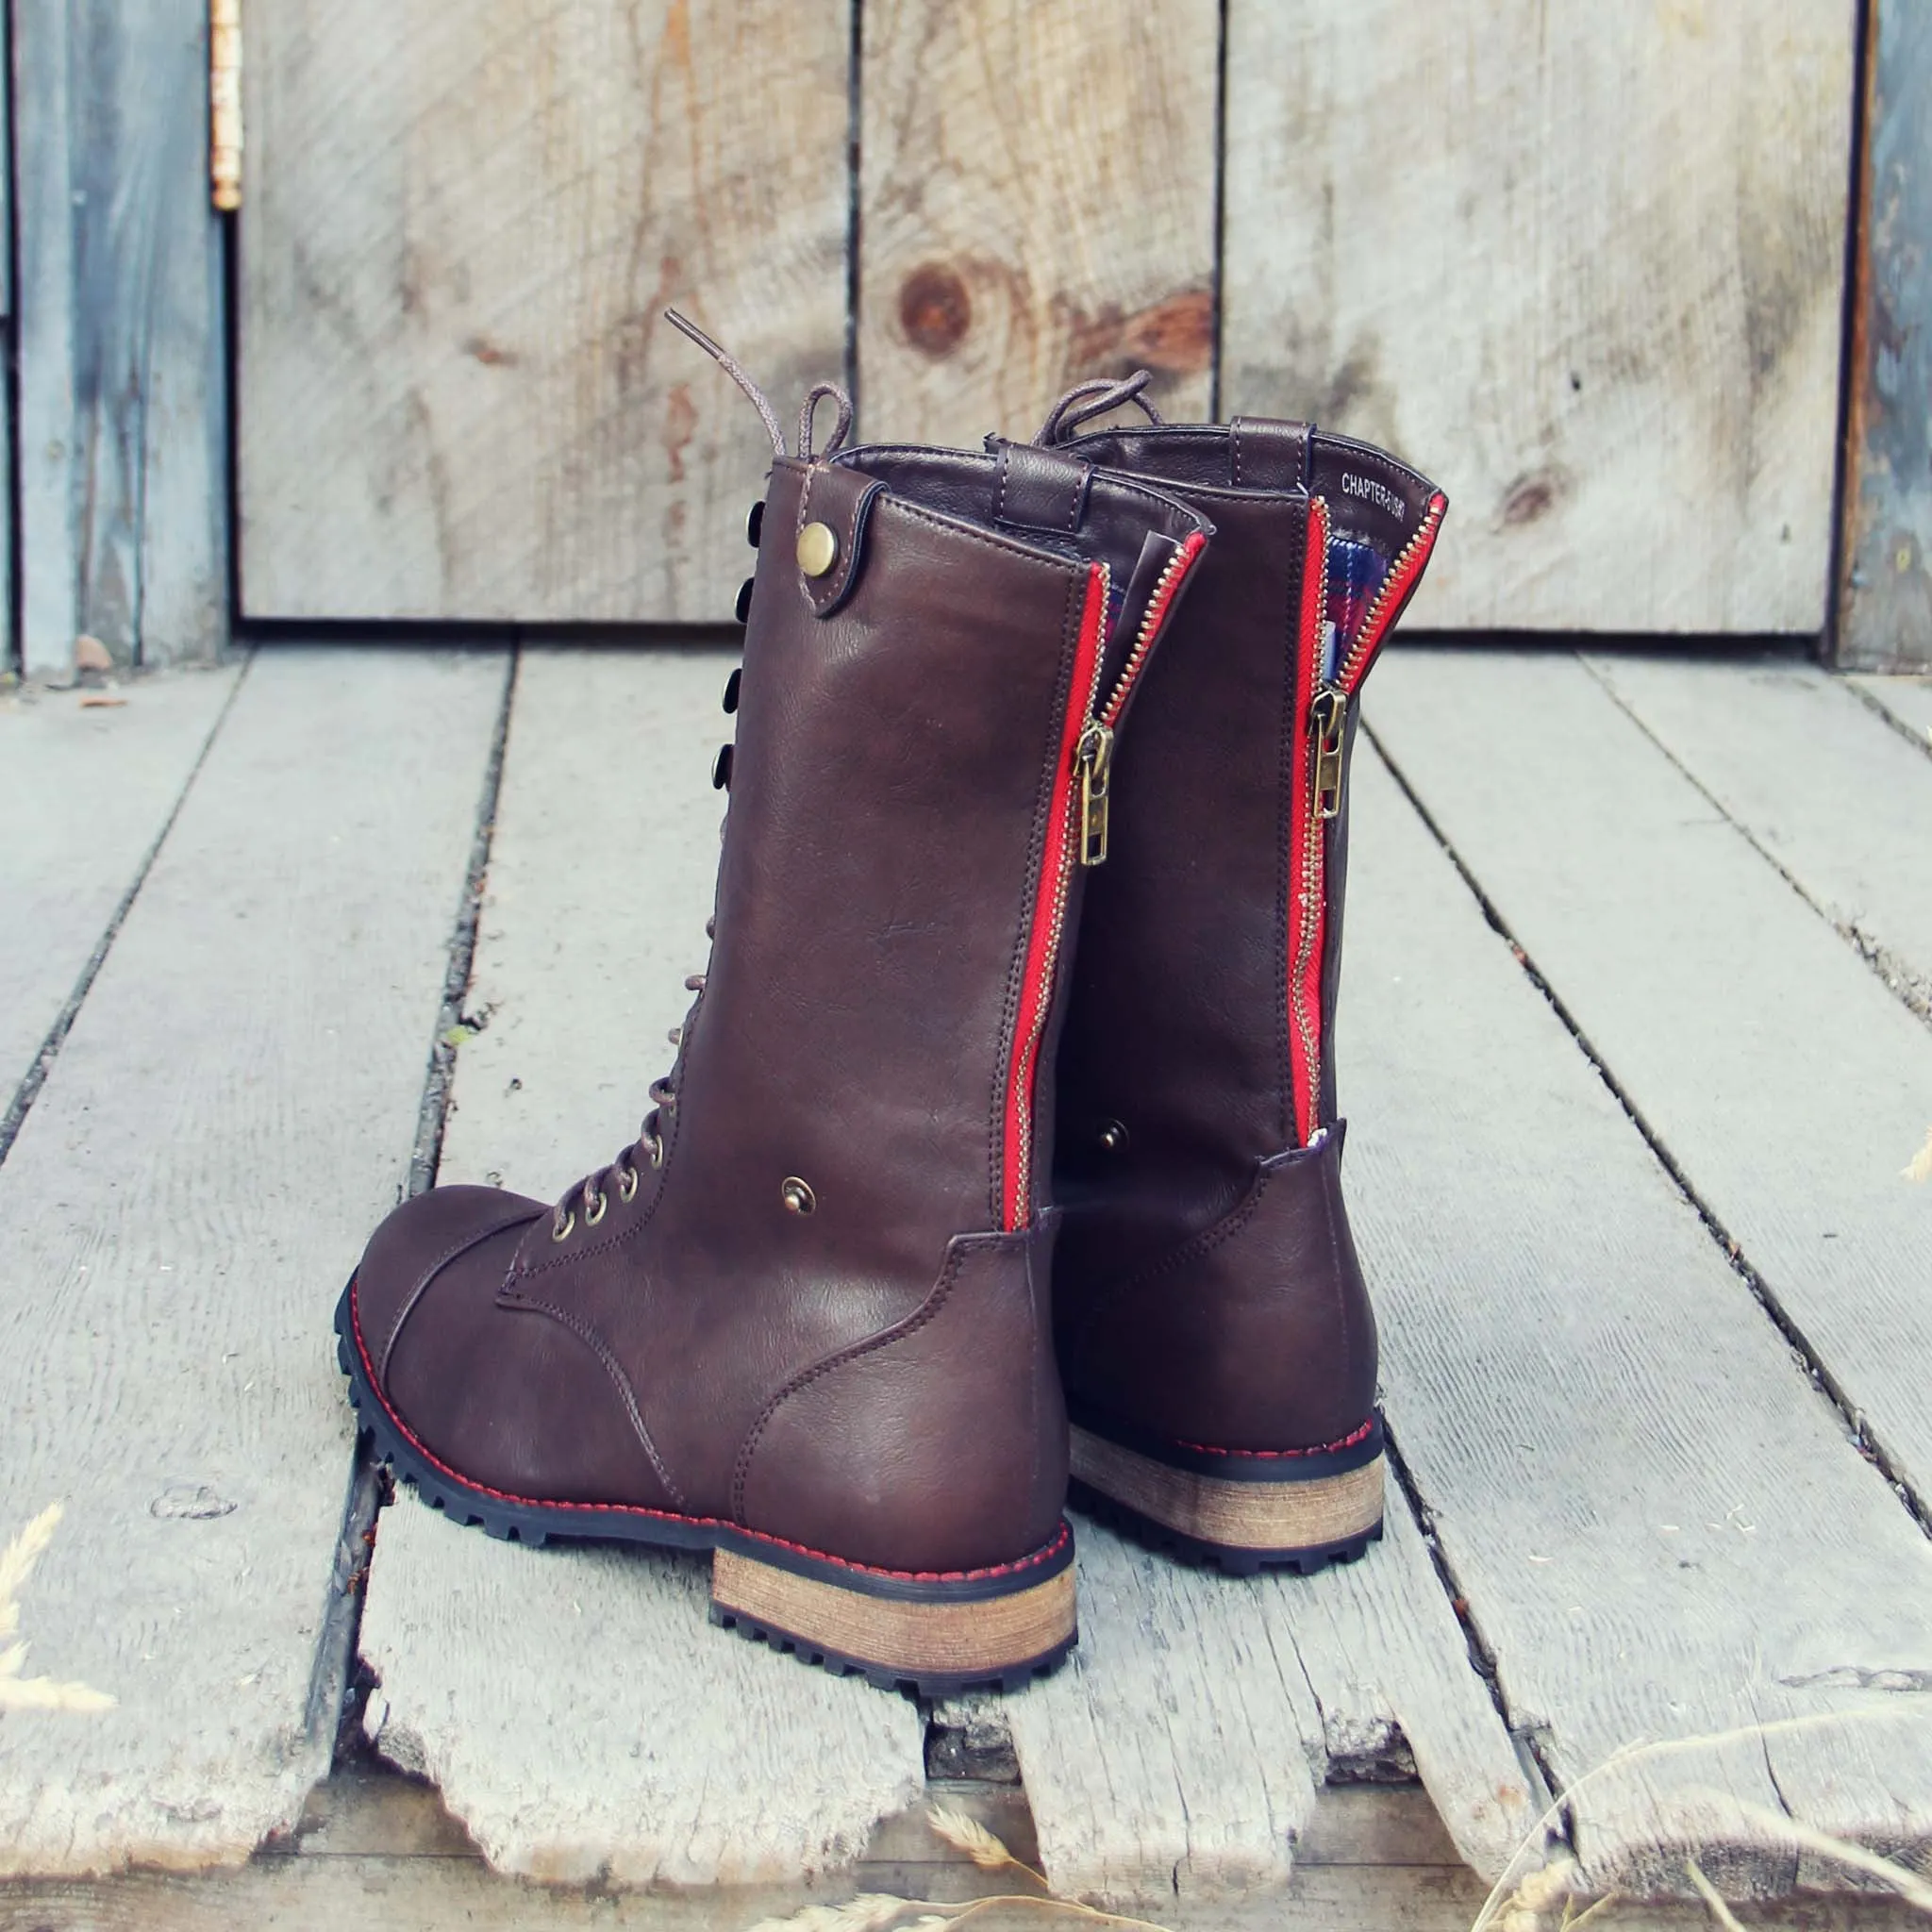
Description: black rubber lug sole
707,1604,1074,1698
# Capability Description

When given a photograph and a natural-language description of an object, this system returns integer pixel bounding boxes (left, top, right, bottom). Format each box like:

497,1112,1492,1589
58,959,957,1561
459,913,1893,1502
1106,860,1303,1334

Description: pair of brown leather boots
336,322,1445,1696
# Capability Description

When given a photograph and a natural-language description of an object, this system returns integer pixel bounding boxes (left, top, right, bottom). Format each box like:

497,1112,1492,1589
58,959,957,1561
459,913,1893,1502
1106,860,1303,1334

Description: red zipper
1286,491,1446,1144
1286,498,1333,1147
1000,531,1207,1229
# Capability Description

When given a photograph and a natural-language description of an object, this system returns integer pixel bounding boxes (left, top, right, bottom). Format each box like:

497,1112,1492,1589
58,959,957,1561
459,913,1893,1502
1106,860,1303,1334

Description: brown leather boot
335,330,1211,1693
1010,379,1444,1575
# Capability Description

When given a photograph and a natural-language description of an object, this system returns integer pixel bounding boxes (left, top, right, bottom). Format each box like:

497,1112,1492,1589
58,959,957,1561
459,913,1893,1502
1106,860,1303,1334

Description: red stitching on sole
1170,1415,1377,1460
346,1278,1070,1589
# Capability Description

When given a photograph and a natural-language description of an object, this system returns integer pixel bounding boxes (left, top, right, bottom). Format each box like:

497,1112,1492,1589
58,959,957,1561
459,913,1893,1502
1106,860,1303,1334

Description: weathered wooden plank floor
1851,670,1932,745
0,645,507,1872
5,641,1931,1925
1343,724,1932,1898
0,669,240,1109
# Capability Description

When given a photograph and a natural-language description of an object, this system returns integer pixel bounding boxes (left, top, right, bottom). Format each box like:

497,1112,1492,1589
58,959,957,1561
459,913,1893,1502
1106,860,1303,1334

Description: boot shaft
1039,420,1443,1218
1028,406,1442,1513
675,443,1210,1266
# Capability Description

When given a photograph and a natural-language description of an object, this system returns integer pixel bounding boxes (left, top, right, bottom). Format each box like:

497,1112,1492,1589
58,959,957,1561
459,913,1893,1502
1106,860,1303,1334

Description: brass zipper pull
1311,687,1348,820
1077,721,1116,866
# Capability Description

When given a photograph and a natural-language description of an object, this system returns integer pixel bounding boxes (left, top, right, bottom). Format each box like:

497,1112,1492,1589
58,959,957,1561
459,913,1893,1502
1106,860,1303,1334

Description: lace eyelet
618,1164,640,1204
584,1189,608,1227
551,1209,575,1243
647,1133,665,1169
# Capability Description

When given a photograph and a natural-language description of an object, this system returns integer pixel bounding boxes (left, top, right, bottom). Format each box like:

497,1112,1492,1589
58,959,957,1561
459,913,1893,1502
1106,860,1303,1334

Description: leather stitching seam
730,1244,970,1520
1170,1415,1376,1459
859,444,1190,532
885,493,1086,575
376,1206,542,1382
1070,1167,1274,1360
347,1274,1069,1586
498,1290,688,1509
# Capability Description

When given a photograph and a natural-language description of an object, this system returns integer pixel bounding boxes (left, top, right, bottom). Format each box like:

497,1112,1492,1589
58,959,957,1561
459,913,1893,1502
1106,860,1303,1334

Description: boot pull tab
1033,369,1164,447
993,441,1092,533
1228,415,1315,491
794,461,885,618
663,308,788,457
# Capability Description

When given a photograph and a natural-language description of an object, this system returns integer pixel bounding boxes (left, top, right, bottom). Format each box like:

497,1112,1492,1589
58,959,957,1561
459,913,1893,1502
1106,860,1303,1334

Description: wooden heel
1070,1424,1384,1574
709,1534,1077,1695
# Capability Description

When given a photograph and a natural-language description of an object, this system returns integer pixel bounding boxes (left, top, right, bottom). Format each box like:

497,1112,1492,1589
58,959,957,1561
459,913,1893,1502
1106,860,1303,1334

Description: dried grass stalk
0,1501,115,1713
927,1805,1020,1873
1709,1794,1932,1913
743,1893,922,1932
0,1502,62,1639
1684,1858,1746,1931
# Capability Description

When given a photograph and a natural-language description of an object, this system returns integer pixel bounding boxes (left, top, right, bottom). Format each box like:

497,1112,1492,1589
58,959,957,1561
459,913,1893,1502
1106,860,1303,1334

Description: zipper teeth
1289,501,1332,1138
1338,493,1445,692
1009,561,1112,1217
1100,533,1198,729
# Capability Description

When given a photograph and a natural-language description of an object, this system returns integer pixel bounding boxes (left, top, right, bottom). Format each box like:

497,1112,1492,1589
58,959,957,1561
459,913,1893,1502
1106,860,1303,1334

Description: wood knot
1064,289,1215,377
900,262,972,357
1116,289,1214,374
1501,469,1565,526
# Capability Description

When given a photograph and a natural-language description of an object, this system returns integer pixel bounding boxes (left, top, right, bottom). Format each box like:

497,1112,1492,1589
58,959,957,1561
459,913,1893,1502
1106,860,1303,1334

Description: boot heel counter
1065,1124,1377,1453
734,1224,1068,1574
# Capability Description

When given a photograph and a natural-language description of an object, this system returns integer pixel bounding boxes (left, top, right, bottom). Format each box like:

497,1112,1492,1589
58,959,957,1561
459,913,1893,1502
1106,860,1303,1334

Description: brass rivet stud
796,521,839,578
780,1175,816,1215
1098,1120,1129,1154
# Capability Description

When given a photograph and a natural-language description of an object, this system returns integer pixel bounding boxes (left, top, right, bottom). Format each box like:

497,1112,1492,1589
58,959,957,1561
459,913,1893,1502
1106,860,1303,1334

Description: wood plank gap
315,645,520,1768
407,645,522,1198
843,0,863,417
1379,1437,1561,1826
1575,655,1932,1033
0,652,252,1168
1823,0,1876,672
1361,708,1932,1551
0,643,511,1872
1,0,17,669
1207,0,1230,422
1846,675,1932,763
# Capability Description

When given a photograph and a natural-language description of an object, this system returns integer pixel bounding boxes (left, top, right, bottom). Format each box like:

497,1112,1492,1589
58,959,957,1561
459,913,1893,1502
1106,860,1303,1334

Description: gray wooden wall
2,1,1926,677
1840,0,1932,671
10,0,228,683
